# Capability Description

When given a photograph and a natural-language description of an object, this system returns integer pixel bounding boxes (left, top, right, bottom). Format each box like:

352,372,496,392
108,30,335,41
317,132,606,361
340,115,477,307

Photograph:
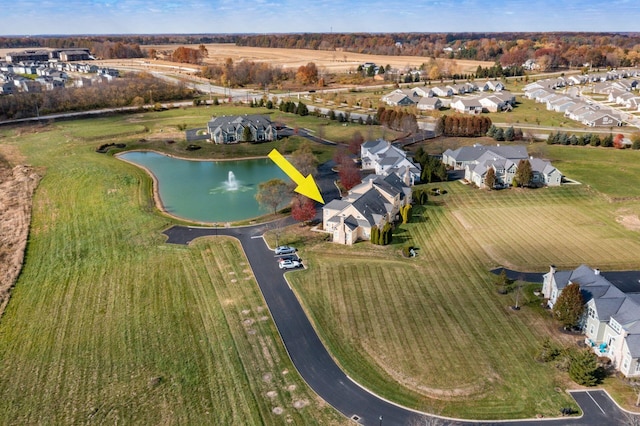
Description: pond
119,151,289,223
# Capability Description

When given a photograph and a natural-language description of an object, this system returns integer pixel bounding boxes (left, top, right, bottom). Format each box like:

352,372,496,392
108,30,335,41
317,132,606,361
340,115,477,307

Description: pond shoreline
115,149,285,226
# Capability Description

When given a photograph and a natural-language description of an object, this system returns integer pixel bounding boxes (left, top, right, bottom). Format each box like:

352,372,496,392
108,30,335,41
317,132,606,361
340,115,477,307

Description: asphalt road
162,221,638,425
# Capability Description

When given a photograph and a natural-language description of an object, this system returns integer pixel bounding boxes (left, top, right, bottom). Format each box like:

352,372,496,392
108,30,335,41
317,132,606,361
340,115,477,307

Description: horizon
4,0,640,36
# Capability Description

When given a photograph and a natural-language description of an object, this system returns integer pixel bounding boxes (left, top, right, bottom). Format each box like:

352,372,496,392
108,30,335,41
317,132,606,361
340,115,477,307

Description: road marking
586,391,606,415
250,235,262,239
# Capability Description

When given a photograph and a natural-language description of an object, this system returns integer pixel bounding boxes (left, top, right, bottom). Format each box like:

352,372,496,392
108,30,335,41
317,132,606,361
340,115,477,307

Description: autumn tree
255,178,289,215
348,131,365,155
290,142,318,177
614,133,625,149
296,62,318,85
553,282,585,329
338,158,362,191
513,159,533,187
484,167,496,189
291,195,317,225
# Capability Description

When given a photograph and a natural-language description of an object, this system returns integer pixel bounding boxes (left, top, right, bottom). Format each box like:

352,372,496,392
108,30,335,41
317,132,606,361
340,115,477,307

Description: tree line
0,37,143,59
199,58,292,88
3,33,639,69
0,73,193,120
546,131,640,149
375,107,418,133
436,115,492,137
235,32,640,68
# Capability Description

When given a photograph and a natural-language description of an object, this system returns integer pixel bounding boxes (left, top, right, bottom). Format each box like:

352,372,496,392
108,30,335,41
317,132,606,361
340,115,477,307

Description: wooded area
0,73,193,120
2,32,639,69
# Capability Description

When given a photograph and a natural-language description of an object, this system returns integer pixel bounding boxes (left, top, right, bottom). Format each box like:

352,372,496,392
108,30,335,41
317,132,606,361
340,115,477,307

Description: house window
589,324,594,335
623,356,630,371
636,361,640,373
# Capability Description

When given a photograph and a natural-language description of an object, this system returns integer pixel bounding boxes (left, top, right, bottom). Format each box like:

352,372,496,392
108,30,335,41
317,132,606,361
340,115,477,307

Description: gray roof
351,188,394,226
208,114,273,131
446,144,528,163
626,335,640,358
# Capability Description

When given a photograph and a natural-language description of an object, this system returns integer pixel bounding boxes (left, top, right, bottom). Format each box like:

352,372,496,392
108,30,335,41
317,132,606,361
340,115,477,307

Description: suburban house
360,139,421,185
443,144,561,188
417,97,443,111
542,265,640,378
450,97,483,115
322,174,412,245
207,115,277,144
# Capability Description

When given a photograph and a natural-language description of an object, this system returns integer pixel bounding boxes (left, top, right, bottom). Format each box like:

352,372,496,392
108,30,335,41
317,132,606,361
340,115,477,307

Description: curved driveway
163,224,636,426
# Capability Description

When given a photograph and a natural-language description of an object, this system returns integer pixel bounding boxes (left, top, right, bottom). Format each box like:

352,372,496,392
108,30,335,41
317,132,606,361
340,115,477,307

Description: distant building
207,115,277,144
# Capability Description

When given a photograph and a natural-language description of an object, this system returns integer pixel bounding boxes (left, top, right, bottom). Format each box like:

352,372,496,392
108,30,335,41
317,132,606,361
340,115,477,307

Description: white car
275,246,296,255
279,259,301,269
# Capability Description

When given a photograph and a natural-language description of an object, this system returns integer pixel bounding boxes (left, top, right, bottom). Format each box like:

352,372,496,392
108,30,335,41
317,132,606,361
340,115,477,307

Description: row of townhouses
524,69,640,127
443,144,562,189
383,83,516,115
0,60,120,95
322,139,420,245
0,49,119,95
543,265,640,378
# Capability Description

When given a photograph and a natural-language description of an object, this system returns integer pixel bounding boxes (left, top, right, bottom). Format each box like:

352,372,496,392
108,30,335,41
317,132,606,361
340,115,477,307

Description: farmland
103,43,494,75
2,107,640,422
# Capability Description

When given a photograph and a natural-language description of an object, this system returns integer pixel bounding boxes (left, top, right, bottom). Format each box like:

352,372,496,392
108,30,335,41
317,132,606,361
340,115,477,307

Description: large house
442,144,562,188
207,115,277,144
360,139,421,185
542,265,640,378
322,174,412,245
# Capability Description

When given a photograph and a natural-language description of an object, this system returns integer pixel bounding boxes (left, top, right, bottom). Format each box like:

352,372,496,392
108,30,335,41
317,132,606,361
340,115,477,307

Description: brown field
136,43,494,74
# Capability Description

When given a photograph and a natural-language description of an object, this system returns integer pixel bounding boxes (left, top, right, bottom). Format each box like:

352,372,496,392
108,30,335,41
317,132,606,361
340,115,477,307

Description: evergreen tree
242,126,253,142
370,225,379,245
514,159,533,188
553,282,585,329
504,126,515,141
486,124,497,138
601,133,613,147
494,127,505,141
590,134,601,147
569,350,600,386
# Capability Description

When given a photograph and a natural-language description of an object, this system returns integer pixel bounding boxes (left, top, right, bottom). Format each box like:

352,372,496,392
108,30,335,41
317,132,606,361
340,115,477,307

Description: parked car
279,259,302,269
275,246,296,255
278,255,300,263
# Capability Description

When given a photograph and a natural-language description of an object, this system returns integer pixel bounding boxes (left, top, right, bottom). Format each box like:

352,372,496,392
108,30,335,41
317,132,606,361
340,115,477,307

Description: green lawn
4,109,640,423
531,144,640,199
0,121,345,425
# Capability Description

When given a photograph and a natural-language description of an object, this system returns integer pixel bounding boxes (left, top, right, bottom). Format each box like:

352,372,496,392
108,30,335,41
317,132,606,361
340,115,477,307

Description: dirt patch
292,399,308,409
616,213,640,231
0,159,41,318
272,407,284,415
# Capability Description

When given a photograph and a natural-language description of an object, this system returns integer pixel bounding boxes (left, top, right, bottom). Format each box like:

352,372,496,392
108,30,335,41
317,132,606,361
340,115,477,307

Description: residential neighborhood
0,48,119,95
443,144,563,188
381,82,516,114
322,139,420,245
524,68,640,127
206,114,278,143
543,265,640,378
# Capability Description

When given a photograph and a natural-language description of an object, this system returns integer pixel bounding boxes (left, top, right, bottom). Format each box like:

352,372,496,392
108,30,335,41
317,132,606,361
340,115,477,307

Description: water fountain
225,171,239,191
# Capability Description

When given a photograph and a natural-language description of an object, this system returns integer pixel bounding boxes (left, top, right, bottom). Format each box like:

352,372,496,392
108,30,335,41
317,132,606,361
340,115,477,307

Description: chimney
594,268,600,276
549,265,556,275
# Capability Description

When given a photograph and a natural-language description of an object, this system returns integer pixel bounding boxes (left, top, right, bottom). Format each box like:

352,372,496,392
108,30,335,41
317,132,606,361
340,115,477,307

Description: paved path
163,224,637,425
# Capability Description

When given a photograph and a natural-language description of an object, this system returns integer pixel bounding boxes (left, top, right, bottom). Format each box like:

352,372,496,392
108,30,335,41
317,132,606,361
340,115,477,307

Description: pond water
119,151,289,223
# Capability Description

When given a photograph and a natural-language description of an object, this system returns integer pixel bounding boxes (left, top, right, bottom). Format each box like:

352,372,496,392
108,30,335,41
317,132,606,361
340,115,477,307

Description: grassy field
4,109,640,422
0,119,345,425
280,146,640,419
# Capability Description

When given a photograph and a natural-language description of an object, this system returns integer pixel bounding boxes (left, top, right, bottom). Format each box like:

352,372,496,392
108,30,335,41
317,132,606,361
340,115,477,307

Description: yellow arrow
268,149,324,204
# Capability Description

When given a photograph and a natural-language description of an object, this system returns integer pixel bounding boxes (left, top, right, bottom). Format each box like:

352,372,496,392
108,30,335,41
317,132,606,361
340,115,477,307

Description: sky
3,0,640,35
